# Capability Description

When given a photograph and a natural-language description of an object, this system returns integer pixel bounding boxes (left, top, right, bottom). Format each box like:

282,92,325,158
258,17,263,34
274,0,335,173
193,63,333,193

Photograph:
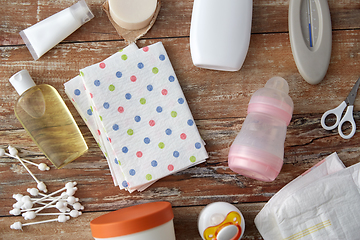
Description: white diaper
255,153,360,240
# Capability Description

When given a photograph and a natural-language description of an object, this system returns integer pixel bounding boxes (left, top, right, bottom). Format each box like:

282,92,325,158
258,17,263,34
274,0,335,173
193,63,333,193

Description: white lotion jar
190,0,253,71
90,202,176,240
20,0,94,60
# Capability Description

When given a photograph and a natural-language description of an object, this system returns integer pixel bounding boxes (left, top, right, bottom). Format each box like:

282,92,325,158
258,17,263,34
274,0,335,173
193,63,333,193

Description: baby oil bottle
9,70,88,168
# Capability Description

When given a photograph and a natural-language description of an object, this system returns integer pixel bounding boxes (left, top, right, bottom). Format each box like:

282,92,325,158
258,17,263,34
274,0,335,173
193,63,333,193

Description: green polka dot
127,129,133,135
146,174,152,181
109,85,115,91
90,106,93,112
97,142,101,148
99,116,103,121
190,156,196,163
80,71,84,77
121,54,128,60
119,49,123,52
105,152,108,158
152,67,159,74
171,111,177,118
84,118,87,122
140,98,146,104
158,142,165,149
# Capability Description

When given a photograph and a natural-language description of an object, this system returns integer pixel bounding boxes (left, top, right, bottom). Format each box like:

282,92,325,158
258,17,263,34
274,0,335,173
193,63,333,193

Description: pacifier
198,202,245,240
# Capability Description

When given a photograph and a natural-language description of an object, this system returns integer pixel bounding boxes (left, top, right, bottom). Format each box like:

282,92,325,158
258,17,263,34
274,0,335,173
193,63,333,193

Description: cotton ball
10,222,22,230
72,202,84,211
8,146,18,156
58,214,70,223
70,210,82,218
27,188,39,196
22,211,36,220
9,208,21,216
37,182,47,193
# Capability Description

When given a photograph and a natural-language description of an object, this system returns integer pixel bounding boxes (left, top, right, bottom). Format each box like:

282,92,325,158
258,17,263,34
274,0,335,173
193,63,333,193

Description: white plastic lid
9,70,36,96
108,0,157,30
70,0,94,24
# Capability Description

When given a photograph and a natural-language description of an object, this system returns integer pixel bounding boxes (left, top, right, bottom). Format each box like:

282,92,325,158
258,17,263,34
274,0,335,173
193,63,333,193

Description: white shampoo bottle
190,0,253,71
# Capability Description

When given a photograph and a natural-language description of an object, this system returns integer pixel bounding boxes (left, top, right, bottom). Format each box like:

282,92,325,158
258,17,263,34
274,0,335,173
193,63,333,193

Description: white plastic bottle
9,70,88,168
228,77,294,182
190,0,252,71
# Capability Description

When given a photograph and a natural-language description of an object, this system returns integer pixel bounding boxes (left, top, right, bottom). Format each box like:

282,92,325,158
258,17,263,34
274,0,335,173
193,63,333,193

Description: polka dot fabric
64,42,208,192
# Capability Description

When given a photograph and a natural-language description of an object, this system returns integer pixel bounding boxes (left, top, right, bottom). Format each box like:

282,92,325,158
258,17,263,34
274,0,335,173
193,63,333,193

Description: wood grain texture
1,0,360,239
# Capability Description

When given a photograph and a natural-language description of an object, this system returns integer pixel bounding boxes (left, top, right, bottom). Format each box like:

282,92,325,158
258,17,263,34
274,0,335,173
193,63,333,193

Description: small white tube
20,0,94,60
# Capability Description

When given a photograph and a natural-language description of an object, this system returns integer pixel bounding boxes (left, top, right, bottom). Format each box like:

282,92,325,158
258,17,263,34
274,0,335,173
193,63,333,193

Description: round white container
90,201,175,240
198,202,245,240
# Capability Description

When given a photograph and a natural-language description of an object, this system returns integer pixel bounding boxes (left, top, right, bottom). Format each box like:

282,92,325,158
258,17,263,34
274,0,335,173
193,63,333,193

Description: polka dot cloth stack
64,42,208,192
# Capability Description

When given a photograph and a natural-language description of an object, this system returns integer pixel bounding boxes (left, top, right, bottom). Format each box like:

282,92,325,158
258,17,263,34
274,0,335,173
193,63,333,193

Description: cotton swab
7,146,47,193
22,210,82,220
32,182,76,205
2,146,50,171
10,214,71,230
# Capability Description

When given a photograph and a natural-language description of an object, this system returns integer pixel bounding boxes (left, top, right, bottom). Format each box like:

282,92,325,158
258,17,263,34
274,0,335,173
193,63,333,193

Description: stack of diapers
255,152,360,239
64,42,208,192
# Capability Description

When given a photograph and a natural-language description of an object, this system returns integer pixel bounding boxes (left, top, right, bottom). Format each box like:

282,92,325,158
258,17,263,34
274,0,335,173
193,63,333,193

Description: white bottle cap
9,70,36,96
108,0,157,30
70,0,94,25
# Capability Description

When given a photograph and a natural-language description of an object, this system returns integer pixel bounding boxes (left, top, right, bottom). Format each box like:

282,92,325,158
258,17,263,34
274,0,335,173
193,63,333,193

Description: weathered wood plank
0,203,264,240
1,30,359,131
1,113,360,216
1,0,359,45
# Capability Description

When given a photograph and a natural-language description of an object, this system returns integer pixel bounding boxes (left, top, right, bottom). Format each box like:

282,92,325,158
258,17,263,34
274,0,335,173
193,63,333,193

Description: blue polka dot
173,151,180,158
113,124,119,131
151,160,158,167
87,109,92,116
156,106,163,113
114,158,118,164
116,71,122,78
125,93,132,100
103,102,110,109
169,76,175,82
165,128,172,135
178,98,184,104
187,119,194,126
122,181,128,188
94,80,100,86
122,147,128,153
144,137,150,144
159,54,165,61
138,62,144,69
195,142,201,149
74,89,81,96
129,169,136,176
147,85,153,91
134,116,141,122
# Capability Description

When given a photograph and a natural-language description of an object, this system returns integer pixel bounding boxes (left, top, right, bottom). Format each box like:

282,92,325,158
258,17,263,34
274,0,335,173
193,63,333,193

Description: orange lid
90,201,174,238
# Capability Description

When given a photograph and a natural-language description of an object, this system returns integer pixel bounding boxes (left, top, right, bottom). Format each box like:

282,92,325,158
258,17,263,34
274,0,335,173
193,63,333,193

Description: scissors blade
345,77,360,106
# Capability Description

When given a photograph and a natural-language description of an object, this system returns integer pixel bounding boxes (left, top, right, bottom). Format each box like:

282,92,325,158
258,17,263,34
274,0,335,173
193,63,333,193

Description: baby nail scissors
321,77,360,139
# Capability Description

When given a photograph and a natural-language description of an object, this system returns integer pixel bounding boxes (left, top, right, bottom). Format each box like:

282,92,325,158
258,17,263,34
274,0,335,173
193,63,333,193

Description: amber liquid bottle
10,70,88,168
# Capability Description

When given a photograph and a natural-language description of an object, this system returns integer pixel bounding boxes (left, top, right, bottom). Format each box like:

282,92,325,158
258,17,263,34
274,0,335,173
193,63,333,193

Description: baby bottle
198,202,245,240
228,77,293,182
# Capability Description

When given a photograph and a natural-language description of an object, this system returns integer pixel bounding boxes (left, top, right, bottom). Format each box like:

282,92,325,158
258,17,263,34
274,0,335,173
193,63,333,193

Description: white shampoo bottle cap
9,70,36,96
108,0,157,30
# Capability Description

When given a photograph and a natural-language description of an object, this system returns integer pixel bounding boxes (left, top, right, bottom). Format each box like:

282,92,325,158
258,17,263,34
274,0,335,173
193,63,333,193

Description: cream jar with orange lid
90,201,176,240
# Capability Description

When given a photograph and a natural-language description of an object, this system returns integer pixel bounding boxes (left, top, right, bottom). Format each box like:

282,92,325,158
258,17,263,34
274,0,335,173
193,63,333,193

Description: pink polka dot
149,120,155,126
161,89,168,95
118,106,124,113
130,75,137,82
180,133,187,140
90,93,93,98
108,138,112,143
99,62,106,69
168,164,174,171
136,151,143,158
97,130,101,135
72,98,75,102
143,46,149,52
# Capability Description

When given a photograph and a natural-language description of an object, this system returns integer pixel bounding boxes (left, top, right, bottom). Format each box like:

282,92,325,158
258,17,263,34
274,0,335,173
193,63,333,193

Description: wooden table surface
1,0,359,239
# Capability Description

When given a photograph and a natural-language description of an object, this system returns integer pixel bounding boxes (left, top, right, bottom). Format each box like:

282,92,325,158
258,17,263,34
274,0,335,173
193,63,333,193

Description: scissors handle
338,105,356,139
321,101,347,130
